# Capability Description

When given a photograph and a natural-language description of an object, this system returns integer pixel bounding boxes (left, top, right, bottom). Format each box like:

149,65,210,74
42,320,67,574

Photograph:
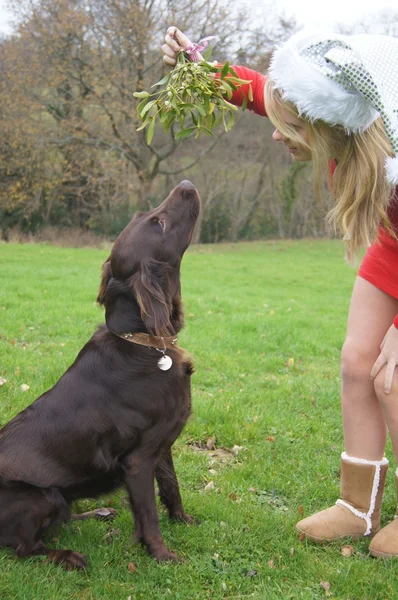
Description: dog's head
98,180,200,337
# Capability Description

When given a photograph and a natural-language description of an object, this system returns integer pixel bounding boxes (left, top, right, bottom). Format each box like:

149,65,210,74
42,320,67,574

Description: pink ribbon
185,36,216,62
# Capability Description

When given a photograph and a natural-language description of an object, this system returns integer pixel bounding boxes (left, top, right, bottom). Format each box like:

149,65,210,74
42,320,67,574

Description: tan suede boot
296,453,388,543
369,468,398,558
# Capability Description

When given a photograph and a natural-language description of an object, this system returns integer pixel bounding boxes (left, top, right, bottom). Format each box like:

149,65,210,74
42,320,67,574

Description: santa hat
268,32,398,184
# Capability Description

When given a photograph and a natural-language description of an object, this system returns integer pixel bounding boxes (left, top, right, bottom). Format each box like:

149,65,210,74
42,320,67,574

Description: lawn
0,239,397,600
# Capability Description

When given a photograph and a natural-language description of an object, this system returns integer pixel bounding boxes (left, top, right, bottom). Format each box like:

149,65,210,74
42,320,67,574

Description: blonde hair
264,78,395,263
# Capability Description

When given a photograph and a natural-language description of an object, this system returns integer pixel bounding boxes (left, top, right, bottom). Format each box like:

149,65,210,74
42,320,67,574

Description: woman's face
272,107,312,162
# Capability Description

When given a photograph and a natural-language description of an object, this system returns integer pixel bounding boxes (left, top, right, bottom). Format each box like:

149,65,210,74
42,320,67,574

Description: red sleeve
227,66,267,117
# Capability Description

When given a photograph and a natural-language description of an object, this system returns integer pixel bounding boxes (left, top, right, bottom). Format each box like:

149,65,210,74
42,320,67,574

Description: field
0,240,397,600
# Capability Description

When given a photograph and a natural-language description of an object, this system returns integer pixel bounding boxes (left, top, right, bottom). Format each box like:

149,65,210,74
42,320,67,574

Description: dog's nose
178,180,197,199
179,180,195,190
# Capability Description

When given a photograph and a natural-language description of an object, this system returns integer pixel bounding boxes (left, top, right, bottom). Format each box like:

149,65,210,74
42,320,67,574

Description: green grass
0,240,397,600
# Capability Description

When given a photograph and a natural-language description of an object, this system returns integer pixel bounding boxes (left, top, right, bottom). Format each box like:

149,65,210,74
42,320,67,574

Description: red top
228,66,267,117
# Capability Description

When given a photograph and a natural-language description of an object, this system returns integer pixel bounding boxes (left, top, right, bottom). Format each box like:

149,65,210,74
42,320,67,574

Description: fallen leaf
297,505,304,515
228,492,238,501
341,545,355,557
286,357,295,367
0,377,7,386
105,527,120,543
206,435,216,450
267,559,276,568
269,310,275,316
298,532,306,542
266,436,275,442
232,444,245,455
248,487,257,493
320,581,331,592
246,569,257,577
289,547,294,557
20,384,30,392
128,562,137,573
204,481,214,491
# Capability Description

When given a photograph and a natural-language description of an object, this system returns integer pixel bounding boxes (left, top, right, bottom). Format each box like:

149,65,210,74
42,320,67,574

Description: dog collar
109,330,178,371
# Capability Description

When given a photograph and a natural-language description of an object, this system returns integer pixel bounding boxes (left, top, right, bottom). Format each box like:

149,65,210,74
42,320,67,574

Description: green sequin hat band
269,31,398,184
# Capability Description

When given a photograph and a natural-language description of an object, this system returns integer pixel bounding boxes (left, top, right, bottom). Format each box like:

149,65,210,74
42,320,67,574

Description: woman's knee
341,338,375,385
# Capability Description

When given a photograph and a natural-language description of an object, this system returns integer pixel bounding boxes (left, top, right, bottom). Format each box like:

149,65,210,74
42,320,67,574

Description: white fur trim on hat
386,156,398,185
268,32,379,133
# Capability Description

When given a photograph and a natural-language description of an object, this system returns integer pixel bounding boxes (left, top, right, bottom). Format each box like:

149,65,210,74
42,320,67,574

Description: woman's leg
374,366,398,462
369,337,398,558
297,276,397,542
341,276,398,459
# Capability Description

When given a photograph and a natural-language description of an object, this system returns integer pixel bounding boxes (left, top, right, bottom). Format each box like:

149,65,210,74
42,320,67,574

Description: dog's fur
0,181,200,569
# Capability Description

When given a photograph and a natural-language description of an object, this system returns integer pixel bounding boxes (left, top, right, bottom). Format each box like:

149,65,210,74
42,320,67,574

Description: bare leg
374,368,398,462
341,277,398,459
296,277,397,542
155,447,196,523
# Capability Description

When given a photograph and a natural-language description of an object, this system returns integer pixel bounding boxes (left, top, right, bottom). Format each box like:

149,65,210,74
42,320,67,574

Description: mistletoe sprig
133,51,253,145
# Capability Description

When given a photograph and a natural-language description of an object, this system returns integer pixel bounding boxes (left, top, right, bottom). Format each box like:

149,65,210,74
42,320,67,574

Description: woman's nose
272,128,286,142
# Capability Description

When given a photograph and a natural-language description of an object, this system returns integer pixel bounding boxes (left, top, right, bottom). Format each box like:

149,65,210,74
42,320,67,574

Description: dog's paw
172,512,199,525
48,549,88,570
94,507,118,521
62,551,88,571
154,549,180,562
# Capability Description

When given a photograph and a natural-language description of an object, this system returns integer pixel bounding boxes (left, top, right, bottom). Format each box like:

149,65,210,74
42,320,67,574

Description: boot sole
296,526,366,543
369,548,398,559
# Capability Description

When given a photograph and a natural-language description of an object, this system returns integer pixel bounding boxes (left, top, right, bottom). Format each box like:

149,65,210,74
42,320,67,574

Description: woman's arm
162,27,267,117
227,66,267,117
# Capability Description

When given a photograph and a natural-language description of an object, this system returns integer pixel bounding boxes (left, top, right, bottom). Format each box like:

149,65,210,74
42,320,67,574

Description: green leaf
136,116,152,131
146,117,156,145
203,46,213,61
219,80,233,100
221,62,230,79
222,99,238,111
133,91,150,98
141,100,157,116
242,95,247,111
152,74,171,87
175,127,196,140
196,103,206,117
137,98,150,117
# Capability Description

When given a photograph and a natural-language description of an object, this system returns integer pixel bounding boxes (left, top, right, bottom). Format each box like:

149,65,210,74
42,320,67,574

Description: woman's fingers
370,353,387,380
166,27,193,50
384,357,397,394
164,31,182,53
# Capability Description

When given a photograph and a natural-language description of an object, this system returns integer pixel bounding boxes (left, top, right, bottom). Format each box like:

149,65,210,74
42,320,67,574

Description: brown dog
0,180,200,569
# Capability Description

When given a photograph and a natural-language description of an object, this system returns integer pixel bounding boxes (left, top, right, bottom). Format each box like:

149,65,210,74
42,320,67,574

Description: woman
162,28,398,558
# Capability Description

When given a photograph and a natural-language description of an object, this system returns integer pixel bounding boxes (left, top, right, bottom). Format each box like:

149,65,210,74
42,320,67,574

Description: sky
0,0,396,34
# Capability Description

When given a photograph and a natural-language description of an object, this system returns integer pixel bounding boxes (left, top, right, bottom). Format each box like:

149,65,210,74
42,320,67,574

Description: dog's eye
151,216,166,232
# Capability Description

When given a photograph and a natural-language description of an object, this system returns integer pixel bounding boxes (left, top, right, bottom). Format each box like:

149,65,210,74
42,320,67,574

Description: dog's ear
129,260,172,336
97,259,112,305
171,294,184,333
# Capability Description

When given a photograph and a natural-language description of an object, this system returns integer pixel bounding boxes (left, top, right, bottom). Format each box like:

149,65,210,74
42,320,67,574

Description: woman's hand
371,323,398,393
162,27,203,67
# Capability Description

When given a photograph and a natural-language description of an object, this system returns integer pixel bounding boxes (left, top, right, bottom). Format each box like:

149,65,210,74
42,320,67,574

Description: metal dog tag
157,355,172,371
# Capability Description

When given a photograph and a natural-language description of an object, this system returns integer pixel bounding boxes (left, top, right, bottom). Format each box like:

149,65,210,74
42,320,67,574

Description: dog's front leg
123,456,179,562
155,447,197,524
